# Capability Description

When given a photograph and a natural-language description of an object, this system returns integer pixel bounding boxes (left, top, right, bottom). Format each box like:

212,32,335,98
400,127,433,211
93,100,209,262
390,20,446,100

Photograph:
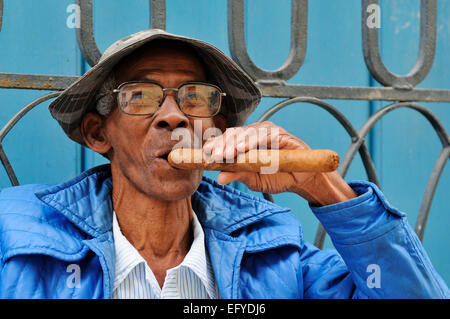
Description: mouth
154,149,175,168
156,150,170,161
160,152,169,161
154,146,183,170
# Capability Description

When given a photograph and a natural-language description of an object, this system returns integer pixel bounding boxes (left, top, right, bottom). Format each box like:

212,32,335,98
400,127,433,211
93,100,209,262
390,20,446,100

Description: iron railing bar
0,92,60,186
361,0,437,89
150,0,166,30
0,92,61,141
258,97,359,134
257,83,450,102
0,73,78,91
76,0,101,67
415,146,450,241
357,102,449,149
0,145,18,186
313,223,327,249
339,135,380,186
263,193,274,202
1,73,450,103
227,0,308,82
0,0,3,32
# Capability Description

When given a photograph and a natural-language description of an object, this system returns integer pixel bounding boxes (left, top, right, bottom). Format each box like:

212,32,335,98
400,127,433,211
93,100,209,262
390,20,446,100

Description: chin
152,182,200,201
145,170,203,201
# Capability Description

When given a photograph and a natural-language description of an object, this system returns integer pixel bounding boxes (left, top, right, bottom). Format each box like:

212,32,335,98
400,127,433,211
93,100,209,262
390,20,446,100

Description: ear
81,112,112,155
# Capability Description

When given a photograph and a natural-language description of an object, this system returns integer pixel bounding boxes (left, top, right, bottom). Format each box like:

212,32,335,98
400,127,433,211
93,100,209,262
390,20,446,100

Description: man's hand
203,121,356,207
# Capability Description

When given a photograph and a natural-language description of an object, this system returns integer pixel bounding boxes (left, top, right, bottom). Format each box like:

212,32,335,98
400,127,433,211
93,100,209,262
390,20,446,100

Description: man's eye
130,91,143,101
186,92,198,100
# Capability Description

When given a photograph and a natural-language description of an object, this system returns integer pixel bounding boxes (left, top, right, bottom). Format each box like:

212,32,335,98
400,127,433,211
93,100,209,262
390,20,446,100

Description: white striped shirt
112,210,219,299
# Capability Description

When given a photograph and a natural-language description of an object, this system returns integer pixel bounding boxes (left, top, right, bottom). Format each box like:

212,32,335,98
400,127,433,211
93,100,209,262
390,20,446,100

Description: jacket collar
35,164,114,238
193,176,290,235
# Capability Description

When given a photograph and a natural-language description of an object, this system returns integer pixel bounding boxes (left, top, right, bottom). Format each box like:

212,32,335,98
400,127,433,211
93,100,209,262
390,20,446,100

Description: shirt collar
181,210,218,298
112,211,149,289
112,210,217,298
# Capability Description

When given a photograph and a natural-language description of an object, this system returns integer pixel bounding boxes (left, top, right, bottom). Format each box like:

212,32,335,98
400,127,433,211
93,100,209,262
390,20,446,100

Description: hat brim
48,29,261,146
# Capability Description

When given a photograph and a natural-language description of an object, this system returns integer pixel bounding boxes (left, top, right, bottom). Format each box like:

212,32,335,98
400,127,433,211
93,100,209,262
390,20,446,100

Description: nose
154,94,189,130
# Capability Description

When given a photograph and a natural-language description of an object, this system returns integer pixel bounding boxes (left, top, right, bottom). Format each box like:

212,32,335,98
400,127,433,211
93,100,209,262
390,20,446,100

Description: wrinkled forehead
113,39,208,83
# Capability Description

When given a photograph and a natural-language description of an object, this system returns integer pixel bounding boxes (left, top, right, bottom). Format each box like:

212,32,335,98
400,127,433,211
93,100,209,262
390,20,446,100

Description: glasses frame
112,80,226,118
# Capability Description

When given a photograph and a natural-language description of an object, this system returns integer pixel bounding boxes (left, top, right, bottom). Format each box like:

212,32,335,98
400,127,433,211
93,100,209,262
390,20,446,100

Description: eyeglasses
112,80,226,118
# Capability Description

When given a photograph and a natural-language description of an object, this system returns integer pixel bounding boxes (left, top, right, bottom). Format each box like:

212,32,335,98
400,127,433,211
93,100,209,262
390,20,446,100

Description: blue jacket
0,164,448,299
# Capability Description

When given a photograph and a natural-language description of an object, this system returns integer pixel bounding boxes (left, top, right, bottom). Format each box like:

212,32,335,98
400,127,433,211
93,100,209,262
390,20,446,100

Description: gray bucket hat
48,29,262,146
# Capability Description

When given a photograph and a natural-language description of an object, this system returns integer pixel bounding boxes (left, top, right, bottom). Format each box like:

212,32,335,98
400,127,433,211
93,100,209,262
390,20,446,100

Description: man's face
103,42,219,201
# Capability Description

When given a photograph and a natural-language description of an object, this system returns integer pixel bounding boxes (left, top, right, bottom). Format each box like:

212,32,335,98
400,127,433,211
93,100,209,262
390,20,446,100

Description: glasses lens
178,84,221,117
118,83,163,115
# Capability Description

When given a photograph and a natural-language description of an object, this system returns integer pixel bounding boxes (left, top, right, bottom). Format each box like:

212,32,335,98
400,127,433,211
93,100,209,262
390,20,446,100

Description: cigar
168,149,339,173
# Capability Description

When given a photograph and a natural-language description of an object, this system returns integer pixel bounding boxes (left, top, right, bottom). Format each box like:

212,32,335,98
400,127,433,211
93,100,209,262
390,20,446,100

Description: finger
237,125,281,154
232,123,266,154
204,133,227,161
205,123,283,162
203,136,216,154
235,126,258,153
203,130,226,155
208,127,238,161
217,172,240,185
217,172,258,190
204,135,224,161
224,127,242,159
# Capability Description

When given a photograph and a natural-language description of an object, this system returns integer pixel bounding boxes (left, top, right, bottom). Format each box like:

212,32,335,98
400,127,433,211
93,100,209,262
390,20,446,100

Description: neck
111,168,193,286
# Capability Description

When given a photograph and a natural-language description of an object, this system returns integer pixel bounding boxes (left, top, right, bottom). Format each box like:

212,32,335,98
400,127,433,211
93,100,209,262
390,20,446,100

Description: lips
153,137,192,165
153,149,180,170
154,144,180,164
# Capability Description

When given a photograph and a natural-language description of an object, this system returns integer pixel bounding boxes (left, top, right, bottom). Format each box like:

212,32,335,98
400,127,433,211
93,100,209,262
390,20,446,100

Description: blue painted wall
0,0,448,285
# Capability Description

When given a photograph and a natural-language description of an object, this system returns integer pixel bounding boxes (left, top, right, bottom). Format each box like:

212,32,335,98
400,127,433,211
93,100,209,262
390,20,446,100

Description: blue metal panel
0,0,81,188
374,0,450,284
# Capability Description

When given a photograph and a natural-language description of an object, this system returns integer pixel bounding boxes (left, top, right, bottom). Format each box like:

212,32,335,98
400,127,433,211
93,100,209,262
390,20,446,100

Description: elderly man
0,29,448,299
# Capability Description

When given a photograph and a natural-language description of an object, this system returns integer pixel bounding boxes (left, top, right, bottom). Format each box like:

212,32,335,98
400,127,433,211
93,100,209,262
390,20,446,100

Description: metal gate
0,0,448,250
